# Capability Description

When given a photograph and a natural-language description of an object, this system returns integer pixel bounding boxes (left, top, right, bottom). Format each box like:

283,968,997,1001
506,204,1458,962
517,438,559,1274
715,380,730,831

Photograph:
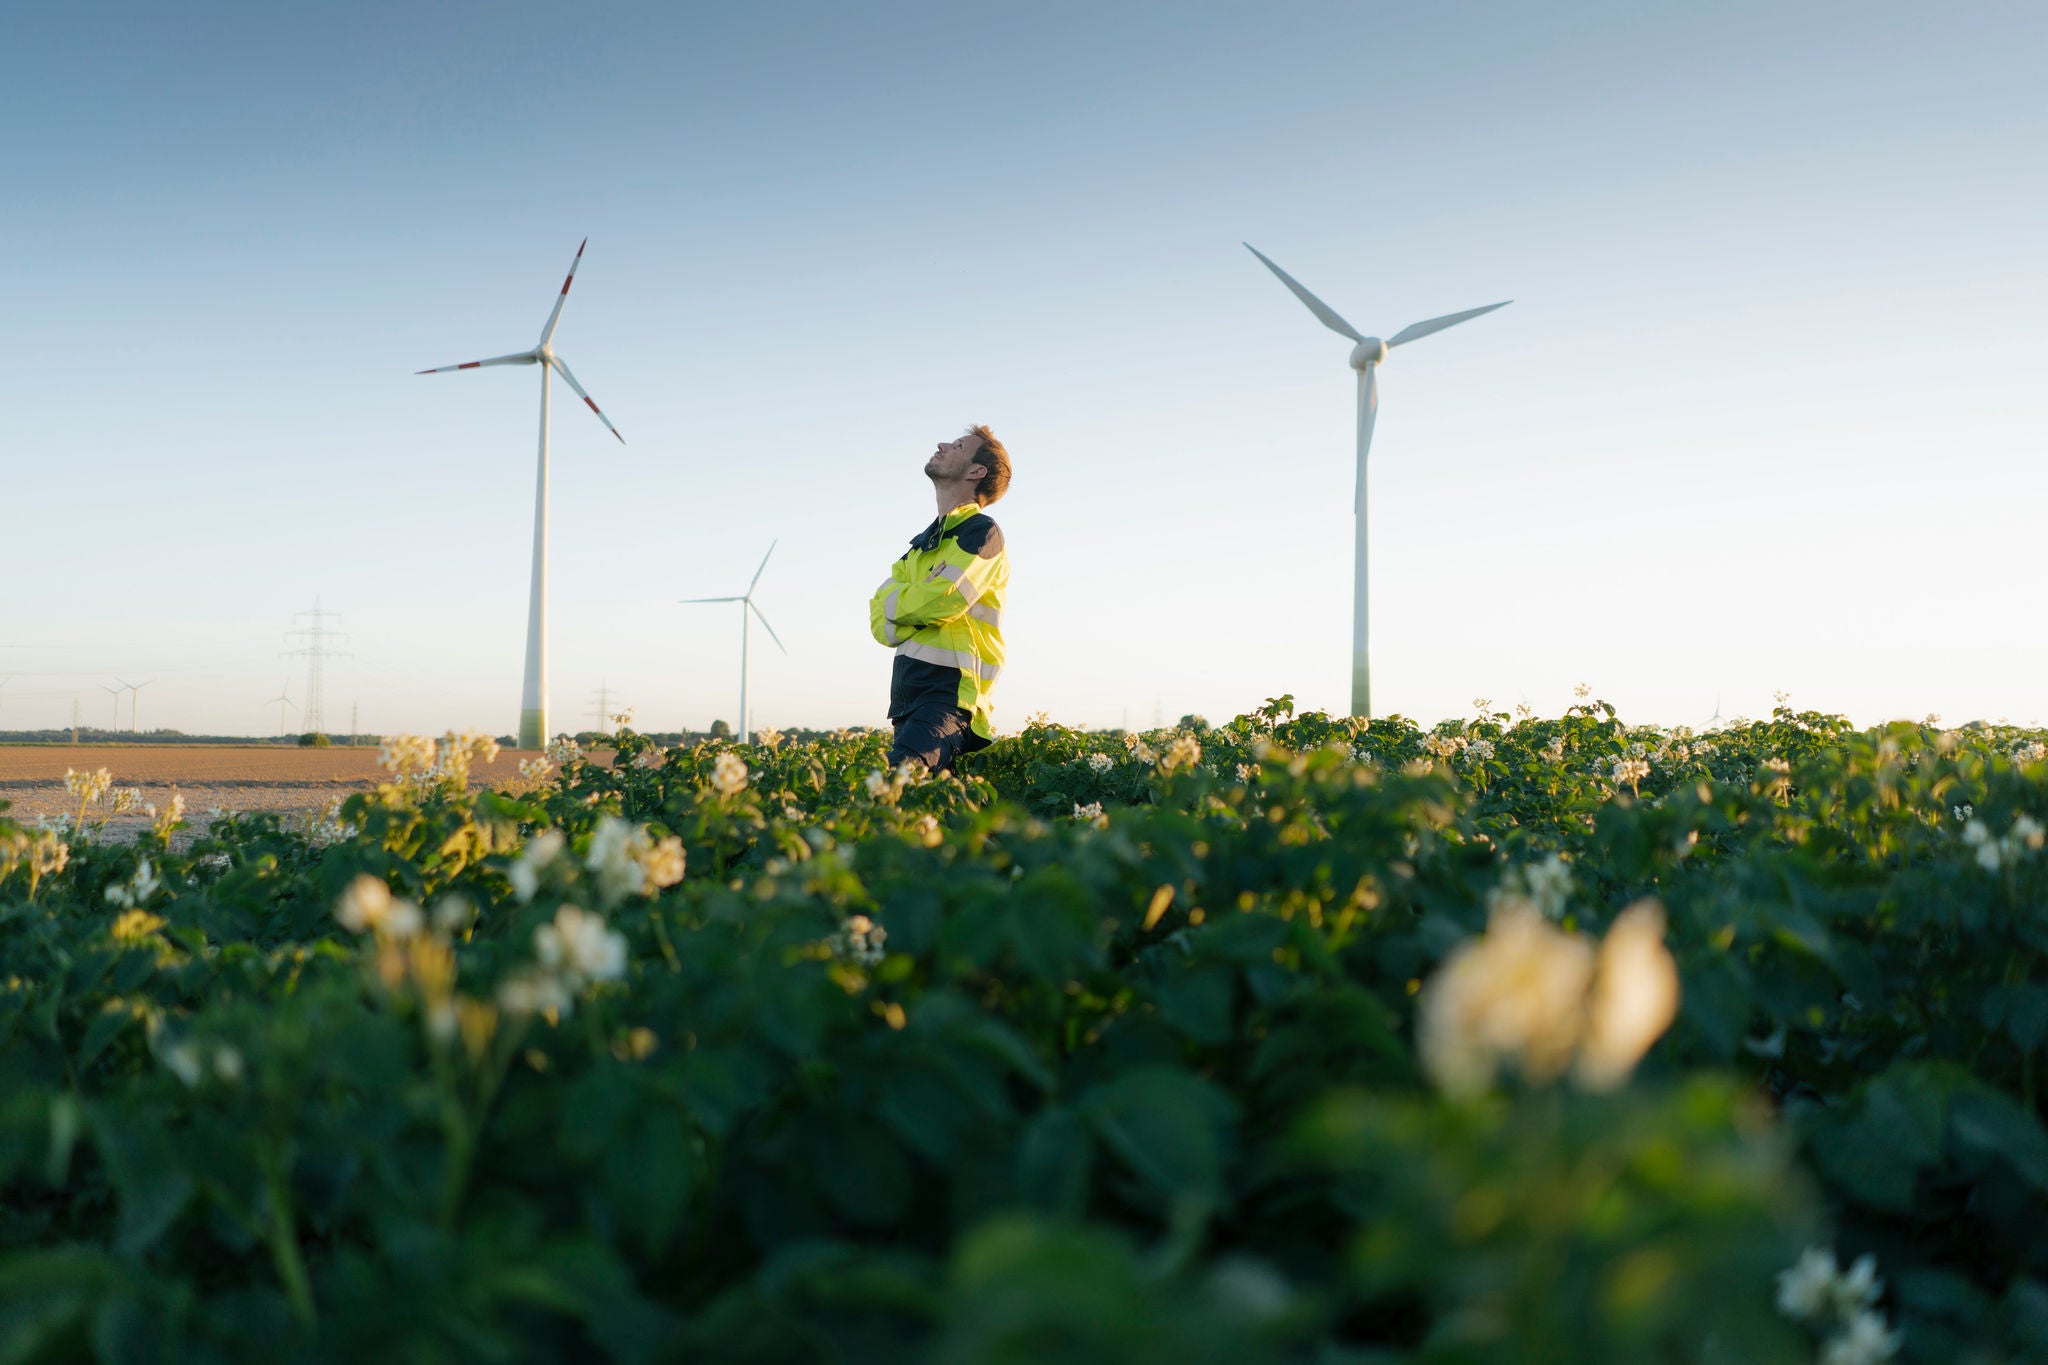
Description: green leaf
1081,1068,1232,1208
1016,1107,1093,1218
2007,984,2048,1054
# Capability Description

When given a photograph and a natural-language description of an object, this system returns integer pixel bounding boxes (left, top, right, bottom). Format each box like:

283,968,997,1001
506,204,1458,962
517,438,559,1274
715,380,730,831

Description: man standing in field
869,425,1011,772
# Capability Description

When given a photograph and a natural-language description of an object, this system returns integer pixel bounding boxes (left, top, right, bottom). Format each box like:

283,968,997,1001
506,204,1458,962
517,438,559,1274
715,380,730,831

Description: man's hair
966,424,1011,507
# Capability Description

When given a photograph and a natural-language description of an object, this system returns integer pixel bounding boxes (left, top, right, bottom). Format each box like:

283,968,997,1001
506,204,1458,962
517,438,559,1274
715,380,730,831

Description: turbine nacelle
1348,338,1388,369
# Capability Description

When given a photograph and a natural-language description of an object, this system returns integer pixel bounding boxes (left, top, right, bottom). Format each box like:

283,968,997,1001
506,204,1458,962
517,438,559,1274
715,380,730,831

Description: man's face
925,432,986,485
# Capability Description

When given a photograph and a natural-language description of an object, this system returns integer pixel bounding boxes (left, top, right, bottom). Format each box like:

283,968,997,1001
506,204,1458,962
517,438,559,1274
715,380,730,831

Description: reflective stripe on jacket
869,501,1008,739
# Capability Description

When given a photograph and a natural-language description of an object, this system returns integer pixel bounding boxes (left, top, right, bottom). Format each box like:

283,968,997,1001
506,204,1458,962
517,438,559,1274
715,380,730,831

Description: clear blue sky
3,0,2043,738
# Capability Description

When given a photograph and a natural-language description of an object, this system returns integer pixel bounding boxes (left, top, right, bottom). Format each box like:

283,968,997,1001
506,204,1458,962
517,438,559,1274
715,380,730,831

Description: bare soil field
0,745,542,843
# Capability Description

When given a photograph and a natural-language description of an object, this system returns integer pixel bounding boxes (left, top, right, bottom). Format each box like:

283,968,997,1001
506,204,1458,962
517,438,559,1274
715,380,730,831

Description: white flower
508,830,566,903
711,751,749,797
642,833,688,890
1821,1308,1902,1365
377,735,437,776
1575,900,1680,1092
1609,757,1651,788
754,727,784,751
1573,682,1592,699
103,857,161,910
633,748,665,770
1073,801,1104,821
431,895,474,935
908,813,942,847
544,735,582,765
28,831,70,881
830,913,889,967
497,970,573,1017
585,817,644,906
1541,737,1567,763
335,874,390,932
334,874,423,939
519,756,555,782
1954,804,1974,822
162,1041,205,1088
1422,733,1468,759
1235,763,1257,783
2015,742,2047,766
145,791,186,842
1462,739,1496,765
109,787,144,814
1521,855,1572,921
1085,752,1114,774
1829,1254,1883,1320
534,904,627,986
64,767,113,804
1420,897,1678,1097
1158,735,1202,775
583,816,684,905
1775,1246,1839,1321
1418,900,1597,1096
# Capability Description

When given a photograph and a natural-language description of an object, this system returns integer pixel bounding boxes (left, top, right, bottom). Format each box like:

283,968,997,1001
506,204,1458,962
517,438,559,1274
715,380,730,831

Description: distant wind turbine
120,678,153,734
417,240,626,749
680,542,785,745
1245,243,1509,718
98,683,122,733
267,680,297,739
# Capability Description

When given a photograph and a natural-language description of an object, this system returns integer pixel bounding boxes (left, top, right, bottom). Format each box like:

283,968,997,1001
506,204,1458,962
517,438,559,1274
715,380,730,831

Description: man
869,425,1012,772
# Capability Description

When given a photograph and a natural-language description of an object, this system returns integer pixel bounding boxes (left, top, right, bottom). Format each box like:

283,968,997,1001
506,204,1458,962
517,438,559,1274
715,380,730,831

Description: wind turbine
119,678,153,734
680,542,785,745
267,679,297,739
98,683,122,733
417,239,625,749
1244,243,1509,718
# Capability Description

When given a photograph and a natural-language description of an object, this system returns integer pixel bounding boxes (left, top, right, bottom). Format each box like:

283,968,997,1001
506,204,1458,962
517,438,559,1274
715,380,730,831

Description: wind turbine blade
547,355,625,444
749,600,787,654
1243,243,1363,342
1387,300,1511,348
538,238,587,347
679,596,745,604
416,350,539,374
747,541,777,596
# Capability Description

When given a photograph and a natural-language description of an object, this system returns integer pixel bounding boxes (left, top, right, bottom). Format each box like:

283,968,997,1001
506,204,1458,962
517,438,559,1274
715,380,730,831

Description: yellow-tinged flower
711,751,749,797
65,767,113,804
377,734,436,776
1419,900,1596,1096
335,874,423,939
1575,899,1680,1092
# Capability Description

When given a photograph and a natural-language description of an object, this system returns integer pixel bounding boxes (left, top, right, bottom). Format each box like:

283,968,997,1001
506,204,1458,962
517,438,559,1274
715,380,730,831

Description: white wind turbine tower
1245,243,1509,719
680,542,785,745
417,240,626,749
267,679,297,739
119,678,153,735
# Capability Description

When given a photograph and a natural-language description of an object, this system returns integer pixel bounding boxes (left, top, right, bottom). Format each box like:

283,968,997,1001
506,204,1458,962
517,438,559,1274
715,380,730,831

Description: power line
282,598,350,736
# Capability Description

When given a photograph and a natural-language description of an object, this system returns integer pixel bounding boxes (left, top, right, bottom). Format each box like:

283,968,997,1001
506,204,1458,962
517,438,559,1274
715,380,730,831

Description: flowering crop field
2,695,2046,1363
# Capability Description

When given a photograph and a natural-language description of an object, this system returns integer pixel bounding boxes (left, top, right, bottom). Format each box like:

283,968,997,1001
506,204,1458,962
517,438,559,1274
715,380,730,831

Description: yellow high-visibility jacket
869,501,1008,739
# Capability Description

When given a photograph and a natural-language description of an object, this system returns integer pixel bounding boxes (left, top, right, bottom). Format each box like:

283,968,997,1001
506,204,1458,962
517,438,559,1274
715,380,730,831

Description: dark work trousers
888,702,989,774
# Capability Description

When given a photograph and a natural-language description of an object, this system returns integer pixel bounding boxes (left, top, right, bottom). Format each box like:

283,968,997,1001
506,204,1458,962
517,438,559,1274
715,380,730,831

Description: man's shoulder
950,513,1004,558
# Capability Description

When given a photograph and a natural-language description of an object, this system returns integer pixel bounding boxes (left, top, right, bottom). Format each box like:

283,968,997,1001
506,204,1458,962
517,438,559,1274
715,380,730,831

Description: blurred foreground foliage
0,696,2043,1363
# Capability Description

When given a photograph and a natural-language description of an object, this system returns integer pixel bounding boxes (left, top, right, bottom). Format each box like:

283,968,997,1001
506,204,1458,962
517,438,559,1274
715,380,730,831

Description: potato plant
0,699,2043,1363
